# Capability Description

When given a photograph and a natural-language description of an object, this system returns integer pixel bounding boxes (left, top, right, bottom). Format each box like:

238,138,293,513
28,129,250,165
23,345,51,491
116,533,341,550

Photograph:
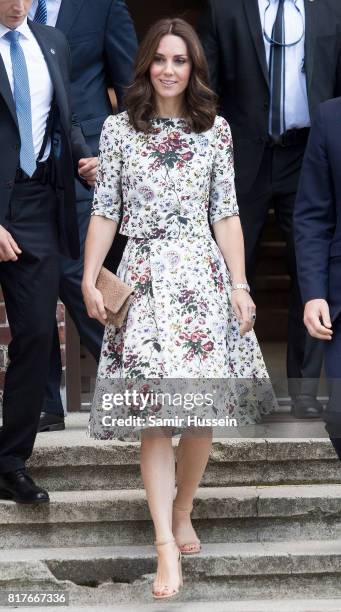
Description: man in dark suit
27,0,138,432
294,97,341,461
0,0,96,503
199,0,341,418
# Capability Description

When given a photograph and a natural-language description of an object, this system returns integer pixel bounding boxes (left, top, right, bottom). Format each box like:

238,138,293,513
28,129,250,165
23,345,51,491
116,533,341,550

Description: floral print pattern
88,112,276,440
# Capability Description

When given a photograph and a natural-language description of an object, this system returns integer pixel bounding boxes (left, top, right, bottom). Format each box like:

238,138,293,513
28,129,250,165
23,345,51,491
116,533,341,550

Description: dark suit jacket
0,20,91,259
294,97,341,321
56,0,138,155
199,0,341,194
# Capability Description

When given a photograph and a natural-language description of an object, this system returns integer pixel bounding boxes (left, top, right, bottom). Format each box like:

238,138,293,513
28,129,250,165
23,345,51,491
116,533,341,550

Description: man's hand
0,225,22,262
78,157,98,187
304,299,333,340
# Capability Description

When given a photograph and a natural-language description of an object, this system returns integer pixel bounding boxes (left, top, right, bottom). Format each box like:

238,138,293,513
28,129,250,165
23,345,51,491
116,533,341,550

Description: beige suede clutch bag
95,266,134,327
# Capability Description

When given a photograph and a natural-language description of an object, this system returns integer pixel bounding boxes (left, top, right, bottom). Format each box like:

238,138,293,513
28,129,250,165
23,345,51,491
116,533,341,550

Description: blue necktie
33,0,48,24
5,31,36,177
269,0,286,137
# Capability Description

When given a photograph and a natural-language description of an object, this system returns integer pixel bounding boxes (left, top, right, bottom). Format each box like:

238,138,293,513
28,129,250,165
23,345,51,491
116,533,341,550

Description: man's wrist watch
231,282,250,293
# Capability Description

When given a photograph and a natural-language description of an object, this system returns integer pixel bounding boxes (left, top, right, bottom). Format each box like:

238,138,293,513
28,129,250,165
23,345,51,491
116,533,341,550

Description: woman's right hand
82,281,108,326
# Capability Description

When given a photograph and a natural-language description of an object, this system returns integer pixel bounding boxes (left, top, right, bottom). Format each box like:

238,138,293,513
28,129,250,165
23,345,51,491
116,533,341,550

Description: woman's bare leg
140,429,181,595
173,428,213,550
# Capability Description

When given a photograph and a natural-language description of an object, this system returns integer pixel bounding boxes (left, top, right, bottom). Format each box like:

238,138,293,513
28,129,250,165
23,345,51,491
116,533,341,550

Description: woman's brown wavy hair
124,18,218,133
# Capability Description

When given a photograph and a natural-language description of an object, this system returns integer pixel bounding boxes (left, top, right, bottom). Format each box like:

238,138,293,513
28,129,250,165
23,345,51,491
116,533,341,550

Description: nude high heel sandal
152,537,183,600
173,504,202,555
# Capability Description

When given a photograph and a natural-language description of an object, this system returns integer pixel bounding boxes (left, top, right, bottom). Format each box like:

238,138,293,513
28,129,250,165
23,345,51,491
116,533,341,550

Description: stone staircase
0,415,341,610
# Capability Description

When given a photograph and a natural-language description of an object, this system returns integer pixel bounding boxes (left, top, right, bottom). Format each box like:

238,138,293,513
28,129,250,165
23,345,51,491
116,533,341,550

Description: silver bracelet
231,282,250,293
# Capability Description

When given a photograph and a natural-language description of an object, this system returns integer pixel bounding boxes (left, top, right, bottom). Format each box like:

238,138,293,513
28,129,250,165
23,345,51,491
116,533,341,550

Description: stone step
14,603,341,612
257,242,287,275
259,240,286,257
1,541,341,605
1,484,341,548
27,439,340,491
255,289,289,308
255,274,291,291
256,259,288,277
261,212,282,242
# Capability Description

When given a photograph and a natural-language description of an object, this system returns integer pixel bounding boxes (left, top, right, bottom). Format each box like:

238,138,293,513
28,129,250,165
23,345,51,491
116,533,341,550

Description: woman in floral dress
82,18,275,601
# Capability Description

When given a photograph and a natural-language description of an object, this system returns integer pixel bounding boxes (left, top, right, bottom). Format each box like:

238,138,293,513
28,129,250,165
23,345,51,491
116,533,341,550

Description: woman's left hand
231,289,256,337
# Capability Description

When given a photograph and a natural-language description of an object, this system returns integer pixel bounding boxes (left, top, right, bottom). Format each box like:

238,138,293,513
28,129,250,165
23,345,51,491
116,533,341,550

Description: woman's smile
160,80,177,87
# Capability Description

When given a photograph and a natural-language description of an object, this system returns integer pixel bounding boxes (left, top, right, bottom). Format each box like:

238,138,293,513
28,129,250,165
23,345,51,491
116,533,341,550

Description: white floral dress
88,111,276,440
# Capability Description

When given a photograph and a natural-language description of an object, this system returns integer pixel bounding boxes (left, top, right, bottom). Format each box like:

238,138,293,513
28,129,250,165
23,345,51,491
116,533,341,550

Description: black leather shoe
291,395,324,419
0,469,49,504
38,412,65,432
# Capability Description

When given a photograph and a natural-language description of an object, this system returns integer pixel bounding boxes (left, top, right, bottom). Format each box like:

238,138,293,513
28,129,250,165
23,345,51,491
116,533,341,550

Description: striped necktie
269,0,286,138
33,0,48,24
5,30,36,177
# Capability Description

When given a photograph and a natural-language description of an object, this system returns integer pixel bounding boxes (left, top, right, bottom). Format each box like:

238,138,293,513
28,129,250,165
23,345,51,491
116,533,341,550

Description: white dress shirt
0,18,53,161
258,0,310,130
29,0,62,27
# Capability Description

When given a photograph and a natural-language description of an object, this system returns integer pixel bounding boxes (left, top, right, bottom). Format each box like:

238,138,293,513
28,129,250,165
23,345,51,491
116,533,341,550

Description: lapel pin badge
50,48,56,55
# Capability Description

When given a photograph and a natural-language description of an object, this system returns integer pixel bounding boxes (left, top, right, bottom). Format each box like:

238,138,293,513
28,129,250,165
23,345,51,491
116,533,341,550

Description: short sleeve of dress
91,114,123,223
209,116,239,225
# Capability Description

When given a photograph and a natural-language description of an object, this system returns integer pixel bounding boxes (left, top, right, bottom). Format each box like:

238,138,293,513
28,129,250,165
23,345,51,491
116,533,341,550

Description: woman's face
150,34,192,104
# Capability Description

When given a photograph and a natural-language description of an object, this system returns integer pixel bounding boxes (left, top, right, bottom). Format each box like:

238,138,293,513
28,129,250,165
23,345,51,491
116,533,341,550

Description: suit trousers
0,178,60,473
237,142,324,399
